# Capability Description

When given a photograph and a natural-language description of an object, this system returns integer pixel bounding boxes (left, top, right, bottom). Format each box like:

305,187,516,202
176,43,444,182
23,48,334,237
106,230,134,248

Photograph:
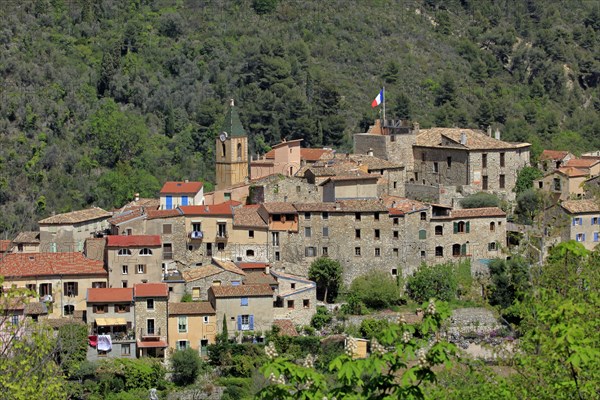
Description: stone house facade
271,270,316,327
106,235,163,289
231,205,270,263
168,302,216,356
559,199,600,251
39,207,111,253
11,231,40,253
86,287,136,361
180,259,246,302
320,175,379,202
134,283,169,358
538,150,574,174
537,167,588,202
208,284,275,339
248,175,321,205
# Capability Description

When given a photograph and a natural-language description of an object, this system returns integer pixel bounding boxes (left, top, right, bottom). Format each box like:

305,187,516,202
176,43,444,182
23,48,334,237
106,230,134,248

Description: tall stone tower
215,99,249,190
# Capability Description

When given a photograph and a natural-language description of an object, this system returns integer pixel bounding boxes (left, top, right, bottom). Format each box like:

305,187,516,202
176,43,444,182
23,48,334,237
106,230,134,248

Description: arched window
490,221,495,231
118,249,132,256
454,221,469,234
237,143,242,159
222,142,226,158
139,248,153,256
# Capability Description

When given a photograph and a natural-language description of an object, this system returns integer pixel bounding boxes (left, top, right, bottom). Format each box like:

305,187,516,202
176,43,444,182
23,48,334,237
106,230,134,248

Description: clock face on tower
219,132,227,142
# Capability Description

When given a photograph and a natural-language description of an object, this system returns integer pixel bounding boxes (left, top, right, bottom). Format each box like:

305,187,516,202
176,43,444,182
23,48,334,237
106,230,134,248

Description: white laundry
97,334,112,351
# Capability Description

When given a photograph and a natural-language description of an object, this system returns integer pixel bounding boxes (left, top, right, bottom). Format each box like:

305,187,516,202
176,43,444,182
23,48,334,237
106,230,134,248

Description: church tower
215,99,249,190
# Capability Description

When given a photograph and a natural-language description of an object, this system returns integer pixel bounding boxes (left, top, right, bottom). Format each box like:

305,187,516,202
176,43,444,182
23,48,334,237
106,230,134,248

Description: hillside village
2,100,600,362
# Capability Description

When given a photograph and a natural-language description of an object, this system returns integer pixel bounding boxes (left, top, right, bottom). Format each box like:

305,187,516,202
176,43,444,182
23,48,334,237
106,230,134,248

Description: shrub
310,306,332,329
349,271,401,309
406,263,458,303
359,318,390,340
460,192,500,208
171,348,202,386
180,292,193,302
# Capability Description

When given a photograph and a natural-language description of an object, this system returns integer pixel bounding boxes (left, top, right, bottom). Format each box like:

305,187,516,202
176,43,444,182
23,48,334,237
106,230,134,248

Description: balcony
215,232,228,241
91,330,135,343
189,231,204,240
140,327,161,339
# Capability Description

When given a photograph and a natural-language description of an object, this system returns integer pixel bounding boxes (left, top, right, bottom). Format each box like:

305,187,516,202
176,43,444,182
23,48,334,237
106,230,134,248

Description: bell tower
215,99,249,190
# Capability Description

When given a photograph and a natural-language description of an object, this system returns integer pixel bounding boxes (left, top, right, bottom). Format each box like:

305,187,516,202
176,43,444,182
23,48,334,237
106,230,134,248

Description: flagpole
382,86,386,123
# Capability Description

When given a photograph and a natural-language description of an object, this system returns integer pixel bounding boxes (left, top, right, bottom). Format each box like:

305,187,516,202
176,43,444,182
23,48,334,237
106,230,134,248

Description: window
178,316,187,333
488,242,497,251
421,251,426,258
435,225,443,236
499,174,505,189
162,224,172,234
224,192,231,201
296,185,301,192
177,340,189,351
433,162,439,173
375,248,381,257
241,297,249,306
221,142,226,157
275,251,280,261
163,243,173,259
203,316,209,324
64,282,78,296
393,248,399,257
239,314,253,331
122,265,129,275
355,213,361,221
118,249,132,256
26,283,36,292
304,227,312,237
500,152,505,167
287,300,294,309
192,222,202,232
355,247,361,256
147,299,154,310
322,247,328,256
217,223,227,238
122,280,128,288
393,218,399,225
139,248,153,256
419,229,427,240
420,212,427,221
572,218,583,226
237,142,242,159
291,283,296,289
248,230,254,238
136,264,146,274
452,244,464,257
39,283,52,297
93,304,107,314
374,212,380,220
320,226,329,237
421,153,425,162
374,229,380,239
592,217,600,225
147,319,155,335
272,232,280,246
115,304,129,313
322,212,329,220
454,221,470,233
192,287,200,299
303,299,310,308
447,156,452,168
355,229,361,239
482,153,487,168
576,233,586,242
393,230,399,239
490,222,495,231
482,175,488,190
391,268,398,276
64,305,74,316
212,280,221,286
305,212,311,220
121,344,131,356
246,249,255,257
435,246,444,257
305,246,316,257
393,181,397,188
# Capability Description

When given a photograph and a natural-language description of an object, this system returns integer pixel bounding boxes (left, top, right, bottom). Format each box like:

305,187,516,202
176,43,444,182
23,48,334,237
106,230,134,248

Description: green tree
56,322,88,378
406,262,458,303
487,257,529,309
308,257,343,303
348,271,401,309
515,166,543,195
171,348,202,386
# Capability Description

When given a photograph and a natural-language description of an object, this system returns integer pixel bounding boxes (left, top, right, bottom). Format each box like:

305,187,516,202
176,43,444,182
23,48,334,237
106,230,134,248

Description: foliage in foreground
406,262,459,303
171,348,203,386
348,270,402,309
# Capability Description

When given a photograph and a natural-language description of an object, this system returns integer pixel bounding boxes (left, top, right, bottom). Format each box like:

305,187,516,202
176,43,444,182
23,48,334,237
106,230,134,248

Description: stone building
248,175,321,204
258,202,299,264
536,167,588,202
134,283,169,358
168,302,216,356
10,231,40,253
563,158,600,177
180,259,246,302
559,199,600,251
538,150,574,174
208,284,275,339
271,270,316,327
105,235,163,289
86,287,136,361
159,181,204,210
232,204,270,263
250,139,303,180
39,207,111,253
320,173,380,202
215,100,249,190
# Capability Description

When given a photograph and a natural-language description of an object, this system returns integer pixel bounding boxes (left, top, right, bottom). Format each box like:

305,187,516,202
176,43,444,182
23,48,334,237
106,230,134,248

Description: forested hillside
0,0,598,236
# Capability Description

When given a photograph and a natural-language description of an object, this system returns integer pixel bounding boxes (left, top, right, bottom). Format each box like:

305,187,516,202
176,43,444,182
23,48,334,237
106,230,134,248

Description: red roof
145,209,182,220
106,235,161,247
238,262,269,270
564,158,600,168
87,288,133,302
0,240,11,252
556,167,588,178
180,200,241,216
210,284,274,298
137,340,168,348
160,181,203,194
0,253,106,278
134,283,168,298
540,150,570,161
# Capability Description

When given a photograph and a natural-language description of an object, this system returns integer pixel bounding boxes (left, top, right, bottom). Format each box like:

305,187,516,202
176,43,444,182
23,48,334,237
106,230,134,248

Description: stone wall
250,176,321,204
183,270,244,301
413,147,469,187
135,297,168,341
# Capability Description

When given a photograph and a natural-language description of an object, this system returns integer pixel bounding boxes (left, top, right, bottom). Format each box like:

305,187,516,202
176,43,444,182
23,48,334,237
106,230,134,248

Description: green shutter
461,244,467,255
419,230,426,240
453,222,458,234
466,221,470,233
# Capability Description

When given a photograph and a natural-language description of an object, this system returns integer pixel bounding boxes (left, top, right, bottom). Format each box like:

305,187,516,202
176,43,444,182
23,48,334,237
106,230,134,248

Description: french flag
371,89,384,108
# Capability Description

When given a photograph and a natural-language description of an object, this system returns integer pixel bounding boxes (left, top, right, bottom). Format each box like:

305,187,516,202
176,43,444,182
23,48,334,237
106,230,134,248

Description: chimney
185,179,189,183
460,132,467,145
367,148,374,157
265,265,270,275
494,128,500,140
487,126,492,136
413,121,420,134
134,193,140,202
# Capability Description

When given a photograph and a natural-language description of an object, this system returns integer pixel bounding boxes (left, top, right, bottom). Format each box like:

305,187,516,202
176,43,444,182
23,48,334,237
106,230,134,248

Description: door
200,339,208,357
147,319,155,335
165,195,173,210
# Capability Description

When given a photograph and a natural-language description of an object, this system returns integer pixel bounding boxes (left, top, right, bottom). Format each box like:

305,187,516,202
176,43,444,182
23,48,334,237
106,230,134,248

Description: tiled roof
106,235,161,247
443,207,506,219
273,319,299,337
540,150,571,161
262,202,297,214
382,196,428,214
121,198,160,210
210,284,274,298
292,203,339,212
556,167,588,178
561,199,600,214
0,253,106,278
146,209,183,219
270,270,314,285
416,128,529,150
24,302,47,315
87,288,133,303
347,154,403,170
221,101,246,138
337,199,388,212
320,172,380,184
244,271,278,285
182,265,223,282
169,301,215,315
108,209,145,225
0,240,11,252
564,158,600,168
160,181,203,194
39,207,111,225
134,283,168,298
180,200,241,216
12,231,40,244
305,163,360,177
233,205,267,228
44,318,86,329
212,258,245,276
237,262,269,270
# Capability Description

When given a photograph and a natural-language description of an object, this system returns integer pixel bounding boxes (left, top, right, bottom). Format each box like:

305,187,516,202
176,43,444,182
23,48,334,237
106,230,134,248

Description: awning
137,340,168,348
95,317,127,326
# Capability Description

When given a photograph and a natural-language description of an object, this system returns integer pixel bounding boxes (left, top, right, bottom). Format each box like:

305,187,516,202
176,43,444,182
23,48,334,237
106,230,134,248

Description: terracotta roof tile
210,284,274,298
301,148,334,161
168,302,215,315
87,288,133,302
134,283,168,298
233,205,267,228
24,302,47,315
347,154,403,170
108,209,145,225
39,207,111,225
292,203,339,212
556,167,588,178
540,150,571,161
382,196,428,214
0,253,106,278
212,258,245,276
244,271,278,285
564,158,600,168
160,181,203,194
180,200,241,216
270,270,314,285
0,240,11,252
237,262,269,270
106,235,161,247
146,209,183,219
416,128,529,150
273,319,299,337
12,231,40,244
262,202,297,214
561,199,600,214
182,265,223,282
434,207,506,219
320,172,380,184
119,198,160,211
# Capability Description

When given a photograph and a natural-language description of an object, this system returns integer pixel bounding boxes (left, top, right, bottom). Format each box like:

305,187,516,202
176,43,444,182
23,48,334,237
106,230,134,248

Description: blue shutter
237,315,242,331
573,218,576,226
240,297,248,306
594,232,598,242
181,195,188,206
583,233,586,241
579,218,583,226
249,315,254,331
166,195,173,210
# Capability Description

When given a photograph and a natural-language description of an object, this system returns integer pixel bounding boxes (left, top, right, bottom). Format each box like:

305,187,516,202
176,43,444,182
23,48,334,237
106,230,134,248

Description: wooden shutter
249,315,254,330
74,282,79,296
453,222,458,233
237,315,242,331
466,221,470,233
